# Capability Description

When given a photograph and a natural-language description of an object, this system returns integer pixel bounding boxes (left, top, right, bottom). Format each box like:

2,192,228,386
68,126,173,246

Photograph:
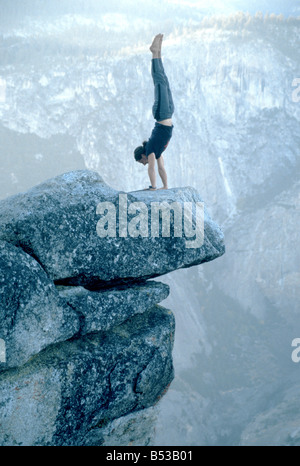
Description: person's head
134,141,148,165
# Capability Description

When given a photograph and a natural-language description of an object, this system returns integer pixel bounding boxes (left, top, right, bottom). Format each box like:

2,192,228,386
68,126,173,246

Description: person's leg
151,58,174,121
150,35,174,121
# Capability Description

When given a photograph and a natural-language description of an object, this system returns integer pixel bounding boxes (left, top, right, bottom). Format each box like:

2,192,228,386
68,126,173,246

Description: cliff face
0,170,224,446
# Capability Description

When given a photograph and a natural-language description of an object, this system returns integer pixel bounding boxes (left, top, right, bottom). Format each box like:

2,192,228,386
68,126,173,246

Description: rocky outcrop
0,170,225,446
0,170,224,287
0,240,79,370
0,306,175,446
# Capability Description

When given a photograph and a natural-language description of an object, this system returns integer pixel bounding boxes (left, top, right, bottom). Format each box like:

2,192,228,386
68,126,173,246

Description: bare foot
150,33,163,58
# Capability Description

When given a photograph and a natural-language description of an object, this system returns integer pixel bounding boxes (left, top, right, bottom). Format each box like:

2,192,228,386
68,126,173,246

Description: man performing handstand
134,34,174,191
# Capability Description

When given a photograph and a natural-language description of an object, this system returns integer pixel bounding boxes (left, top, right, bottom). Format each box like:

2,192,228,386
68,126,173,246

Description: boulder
0,236,169,371
58,280,169,335
0,305,175,446
83,406,159,446
0,240,79,371
0,170,225,287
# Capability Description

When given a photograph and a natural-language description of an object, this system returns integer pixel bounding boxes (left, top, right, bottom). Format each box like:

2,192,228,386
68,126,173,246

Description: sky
1,0,300,21
166,0,300,15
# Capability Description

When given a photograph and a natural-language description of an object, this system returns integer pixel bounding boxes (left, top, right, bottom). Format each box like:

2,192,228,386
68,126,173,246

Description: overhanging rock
0,170,225,287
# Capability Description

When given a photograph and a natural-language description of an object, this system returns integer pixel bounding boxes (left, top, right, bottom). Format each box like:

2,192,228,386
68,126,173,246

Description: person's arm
157,155,168,189
147,153,157,189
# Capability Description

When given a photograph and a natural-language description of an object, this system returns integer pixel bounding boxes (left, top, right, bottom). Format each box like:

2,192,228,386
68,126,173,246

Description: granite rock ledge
0,170,225,446
0,170,225,287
